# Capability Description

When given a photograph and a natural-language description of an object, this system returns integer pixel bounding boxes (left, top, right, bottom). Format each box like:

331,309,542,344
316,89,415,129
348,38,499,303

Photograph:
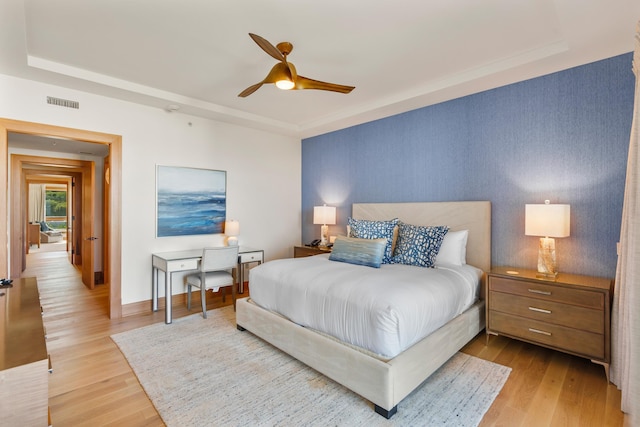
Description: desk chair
186,246,239,318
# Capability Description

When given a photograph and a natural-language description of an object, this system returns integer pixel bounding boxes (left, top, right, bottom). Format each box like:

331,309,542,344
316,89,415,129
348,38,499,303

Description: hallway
28,240,68,255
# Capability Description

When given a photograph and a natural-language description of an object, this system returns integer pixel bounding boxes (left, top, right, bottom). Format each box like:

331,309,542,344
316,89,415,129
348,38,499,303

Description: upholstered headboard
352,201,491,272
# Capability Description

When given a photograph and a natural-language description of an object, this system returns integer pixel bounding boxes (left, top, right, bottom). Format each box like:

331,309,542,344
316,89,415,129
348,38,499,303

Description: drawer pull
528,288,551,296
528,306,551,314
528,328,552,336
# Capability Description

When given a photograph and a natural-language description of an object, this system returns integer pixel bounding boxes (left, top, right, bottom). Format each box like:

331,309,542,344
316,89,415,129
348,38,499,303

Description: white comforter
248,254,482,358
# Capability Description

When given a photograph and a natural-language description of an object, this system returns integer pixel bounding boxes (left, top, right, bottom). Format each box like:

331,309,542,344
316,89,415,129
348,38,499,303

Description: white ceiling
1,0,639,139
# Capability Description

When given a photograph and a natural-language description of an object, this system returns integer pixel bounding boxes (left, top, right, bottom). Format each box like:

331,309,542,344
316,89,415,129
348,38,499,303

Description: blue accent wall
301,53,634,278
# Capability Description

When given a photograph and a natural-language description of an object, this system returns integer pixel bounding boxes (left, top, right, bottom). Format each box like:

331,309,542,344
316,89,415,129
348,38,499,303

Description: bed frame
236,201,491,418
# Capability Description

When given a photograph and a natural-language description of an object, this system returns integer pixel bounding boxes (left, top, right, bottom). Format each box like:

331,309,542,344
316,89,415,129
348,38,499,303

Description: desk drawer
166,259,198,271
240,251,263,263
489,276,603,309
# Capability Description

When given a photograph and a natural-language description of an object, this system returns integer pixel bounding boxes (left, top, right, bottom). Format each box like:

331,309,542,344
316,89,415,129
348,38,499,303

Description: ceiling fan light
275,79,294,90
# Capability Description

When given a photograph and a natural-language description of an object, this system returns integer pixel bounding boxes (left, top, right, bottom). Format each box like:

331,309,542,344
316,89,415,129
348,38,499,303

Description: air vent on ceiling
46,96,79,109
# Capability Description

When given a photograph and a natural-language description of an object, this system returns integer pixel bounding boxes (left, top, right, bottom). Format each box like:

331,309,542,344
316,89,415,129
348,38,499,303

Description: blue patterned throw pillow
329,236,387,268
347,217,398,264
392,222,449,267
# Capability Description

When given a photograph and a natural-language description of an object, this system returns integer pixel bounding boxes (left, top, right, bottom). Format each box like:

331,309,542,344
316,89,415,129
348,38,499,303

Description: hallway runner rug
112,306,510,427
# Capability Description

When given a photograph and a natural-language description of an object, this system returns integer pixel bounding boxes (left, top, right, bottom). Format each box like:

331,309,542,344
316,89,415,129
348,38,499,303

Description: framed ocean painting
156,166,226,237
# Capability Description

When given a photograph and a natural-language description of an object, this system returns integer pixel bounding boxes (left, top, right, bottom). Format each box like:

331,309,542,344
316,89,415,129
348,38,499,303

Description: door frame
0,118,122,318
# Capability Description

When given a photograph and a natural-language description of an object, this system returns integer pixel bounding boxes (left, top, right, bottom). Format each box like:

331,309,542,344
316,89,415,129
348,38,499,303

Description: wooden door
80,162,96,289
65,179,73,261
103,155,111,286
71,176,81,266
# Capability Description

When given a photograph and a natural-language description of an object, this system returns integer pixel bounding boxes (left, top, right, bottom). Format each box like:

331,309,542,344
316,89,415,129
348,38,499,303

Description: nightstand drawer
294,246,331,258
489,276,603,309
489,291,603,333
489,311,605,360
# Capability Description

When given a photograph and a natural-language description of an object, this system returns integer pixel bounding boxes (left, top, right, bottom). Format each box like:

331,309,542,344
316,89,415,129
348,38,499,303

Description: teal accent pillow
329,236,387,268
392,222,449,267
347,217,398,264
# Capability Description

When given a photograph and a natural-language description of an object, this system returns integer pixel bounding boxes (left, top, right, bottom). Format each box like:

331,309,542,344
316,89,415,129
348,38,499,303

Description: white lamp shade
225,220,240,236
525,204,570,237
313,205,336,225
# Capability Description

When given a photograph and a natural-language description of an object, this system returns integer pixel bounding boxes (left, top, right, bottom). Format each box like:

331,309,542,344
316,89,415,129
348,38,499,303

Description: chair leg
232,282,236,311
232,268,237,311
187,284,192,310
200,287,207,319
221,286,226,303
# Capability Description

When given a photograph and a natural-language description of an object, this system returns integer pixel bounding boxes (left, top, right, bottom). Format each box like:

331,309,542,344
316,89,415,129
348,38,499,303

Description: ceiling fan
238,33,355,97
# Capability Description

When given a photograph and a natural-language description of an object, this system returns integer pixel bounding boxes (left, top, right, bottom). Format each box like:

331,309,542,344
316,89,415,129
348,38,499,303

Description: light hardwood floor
25,249,626,426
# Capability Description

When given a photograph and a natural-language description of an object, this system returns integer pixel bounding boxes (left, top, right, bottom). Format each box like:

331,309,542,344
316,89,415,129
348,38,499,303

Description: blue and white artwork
156,166,226,237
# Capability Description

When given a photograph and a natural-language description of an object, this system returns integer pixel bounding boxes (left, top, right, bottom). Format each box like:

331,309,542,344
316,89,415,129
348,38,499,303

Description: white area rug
112,306,510,427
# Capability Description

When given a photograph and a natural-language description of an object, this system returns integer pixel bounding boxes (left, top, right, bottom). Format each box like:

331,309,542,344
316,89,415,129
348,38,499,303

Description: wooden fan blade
295,75,355,93
238,82,264,97
248,33,285,62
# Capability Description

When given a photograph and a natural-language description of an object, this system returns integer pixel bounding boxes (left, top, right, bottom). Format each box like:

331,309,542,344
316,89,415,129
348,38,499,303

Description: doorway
0,118,123,319
17,154,94,285
26,177,73,258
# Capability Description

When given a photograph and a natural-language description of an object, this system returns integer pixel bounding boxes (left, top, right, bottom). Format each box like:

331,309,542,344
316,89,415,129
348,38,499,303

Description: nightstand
486,267,613,380
294,245,332,258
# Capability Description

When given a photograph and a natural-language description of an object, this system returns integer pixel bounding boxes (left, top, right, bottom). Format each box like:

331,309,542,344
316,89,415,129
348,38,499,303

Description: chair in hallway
186,246,239,318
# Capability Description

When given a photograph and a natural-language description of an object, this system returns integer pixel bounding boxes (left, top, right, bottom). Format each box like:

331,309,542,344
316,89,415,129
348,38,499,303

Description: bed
236,201,491,418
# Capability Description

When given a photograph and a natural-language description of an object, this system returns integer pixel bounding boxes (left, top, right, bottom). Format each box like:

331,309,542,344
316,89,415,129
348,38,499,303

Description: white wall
1,74,302,305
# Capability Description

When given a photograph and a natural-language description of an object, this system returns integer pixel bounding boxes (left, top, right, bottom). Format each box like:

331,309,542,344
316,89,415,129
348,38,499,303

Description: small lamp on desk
225,220,240,246
313,204,336,246
525,200,570,278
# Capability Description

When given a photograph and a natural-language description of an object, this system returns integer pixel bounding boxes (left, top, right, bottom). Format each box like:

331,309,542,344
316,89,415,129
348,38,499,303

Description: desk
152,247,263,324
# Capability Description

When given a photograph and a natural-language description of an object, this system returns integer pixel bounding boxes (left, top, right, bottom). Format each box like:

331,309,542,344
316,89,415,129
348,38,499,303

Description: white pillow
435,230,468,266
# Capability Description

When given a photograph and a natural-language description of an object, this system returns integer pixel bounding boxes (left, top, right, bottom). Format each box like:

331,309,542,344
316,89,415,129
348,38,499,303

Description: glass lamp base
320,224,329,246
536,237,558,278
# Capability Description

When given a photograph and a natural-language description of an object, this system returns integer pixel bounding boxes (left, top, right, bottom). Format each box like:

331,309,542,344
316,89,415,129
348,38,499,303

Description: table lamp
525,200,570,278
313,204,336,246
225,220,240,246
